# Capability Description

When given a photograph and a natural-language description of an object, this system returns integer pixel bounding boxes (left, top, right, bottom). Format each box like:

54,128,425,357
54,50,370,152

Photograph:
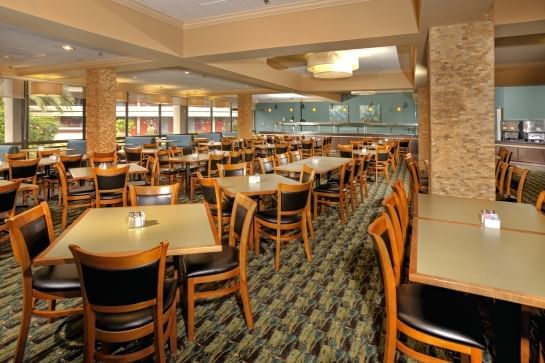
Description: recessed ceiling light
62,45,75,51
200,0,227,6
131,75,138,80
184,71,190,75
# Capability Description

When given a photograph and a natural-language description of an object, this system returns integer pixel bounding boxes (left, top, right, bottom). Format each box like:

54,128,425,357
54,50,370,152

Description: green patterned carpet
0,163,543,362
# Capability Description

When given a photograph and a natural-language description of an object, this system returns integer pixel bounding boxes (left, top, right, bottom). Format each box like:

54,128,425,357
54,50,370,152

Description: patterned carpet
0,162,543,362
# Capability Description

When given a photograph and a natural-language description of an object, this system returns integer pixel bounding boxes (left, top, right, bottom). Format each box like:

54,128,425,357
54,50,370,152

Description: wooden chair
498,165,528,203
398,138,410,158
69,241,177,362
8,158,39,206
5,151,27,161
221,140,233,151
92,165,129,208
299,165,316,240
258,156,275,174
60,153,83,170
495,160,509,194
8,202,82,362
218,163,247,177
314,161,353,224
182,193,257,341
337,144,353,158
349,139,363,150
407,160,428,195
129,183,180,206
300,140,314,158
242,148,255,175
274,143,289,155
228,150,242,164
382,193,408,274
274,152,290,169
124,146,143,165
537,190,545,215
92,150,116,159
0,180,20,243
199,174,232,243
355,155,370,201
368,213,485,362
56,163,93,230
369,144,390,182
89,154,117,168
391,179,410,237
289,149,302,162
157,149,177,185
254,182,313,271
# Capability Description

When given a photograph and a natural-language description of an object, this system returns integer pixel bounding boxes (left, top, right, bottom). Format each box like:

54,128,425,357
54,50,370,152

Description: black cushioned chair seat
91,191,123,200
95,279,177,332
315,182,341,194
68,186,94,197
397,284,485,349
32,264,80,293
209,199,234,217
183,245,238,278
255,208,302,224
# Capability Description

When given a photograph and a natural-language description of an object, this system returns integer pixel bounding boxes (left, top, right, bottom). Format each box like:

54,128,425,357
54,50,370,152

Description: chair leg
153,312,165,363
302,216,312,263
62,206,68,230
306,208,314,240
275,229,281,271
239,280,254,329
83,314,96,363
254,222,261,256
15,288,33,363
169,303,177,354
186,279,196,342
48,299,56,323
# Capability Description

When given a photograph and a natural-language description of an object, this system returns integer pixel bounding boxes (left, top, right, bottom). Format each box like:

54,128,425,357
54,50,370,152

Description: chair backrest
242,149,255,163
301,140,313,151
144,156,159,186
69,241,168,312
8,202,56,272
536,190,545,214
218,163,246,177
277,182,311,215
208,153,224,177
60,154,83,170
337,144,353,158
299,165,316,184
367,213,399,363
382,194,405,273
407,161,421,195
289,150,302,162
92,151,116,158
342,159,355,186
38,149,60,159
228,194,257,278
124,146,143,164
258,156,274,174
5,152,27,161
221,141,233,151
93,165,129,193
228,151,242,164
199,175,224,242
9,158,39,182
129,184,180,206
55,163,70,201
376,145,390,162
90,154,117,167
274,143,289,154
505,165,528,202
495,160,509,193
350,140,363,149
168,146,184,158
391,180,410,231
0,180,20,216
275,152,289,166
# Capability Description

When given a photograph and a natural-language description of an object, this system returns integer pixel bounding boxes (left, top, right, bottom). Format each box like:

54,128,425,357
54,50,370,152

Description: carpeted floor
0,162,543,362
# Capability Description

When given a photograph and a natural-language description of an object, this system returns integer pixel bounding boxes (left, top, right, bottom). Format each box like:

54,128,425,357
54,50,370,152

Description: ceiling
0,0,543,102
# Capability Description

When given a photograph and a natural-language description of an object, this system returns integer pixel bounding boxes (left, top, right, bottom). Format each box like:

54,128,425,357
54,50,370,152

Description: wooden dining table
217,173,300,198
410,193,545,362
274,156,350,175
34,204,220,266
68,163,148,181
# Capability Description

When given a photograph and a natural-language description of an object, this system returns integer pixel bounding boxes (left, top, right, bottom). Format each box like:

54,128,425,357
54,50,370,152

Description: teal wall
496,86,545,120
254,92,416,133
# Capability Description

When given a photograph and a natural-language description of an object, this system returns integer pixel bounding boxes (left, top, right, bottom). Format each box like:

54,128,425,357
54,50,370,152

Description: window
212,100,232,133
127,93,159,136
28,84,84,141
188,98,212,133
160,104,174,134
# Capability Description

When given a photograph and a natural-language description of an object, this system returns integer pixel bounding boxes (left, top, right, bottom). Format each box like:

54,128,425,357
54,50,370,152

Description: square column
237,94,253,139
86,68,117,154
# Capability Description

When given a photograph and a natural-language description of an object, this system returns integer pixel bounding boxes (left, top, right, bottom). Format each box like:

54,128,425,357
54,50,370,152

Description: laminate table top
218,174,300,197
0,157,61,171
69,163,148,180
274,156,350,174
416,193,545,235
34,204,220,266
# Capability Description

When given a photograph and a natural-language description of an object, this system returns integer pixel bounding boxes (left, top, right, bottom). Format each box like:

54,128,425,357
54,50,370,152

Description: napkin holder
480,209,501,229
249,175,261,184
128,211,146,228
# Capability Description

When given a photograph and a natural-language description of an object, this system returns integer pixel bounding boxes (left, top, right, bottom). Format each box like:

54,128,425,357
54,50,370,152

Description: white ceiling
132,0,315,23
0,23,120,69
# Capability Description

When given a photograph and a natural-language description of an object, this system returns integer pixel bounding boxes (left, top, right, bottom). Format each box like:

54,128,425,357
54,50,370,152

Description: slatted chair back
299,165,316,184
228,151,242,164
92,165,129,207
274,143,289,155
275,152,289,167
289,150,302,162
5,152,27,161
124,146,143,165
338,144,353,158
495,160,509,193
207,153,224,177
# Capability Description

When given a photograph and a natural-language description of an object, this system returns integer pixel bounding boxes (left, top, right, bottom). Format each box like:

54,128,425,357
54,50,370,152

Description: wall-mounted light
396,105,402,112
368,95,374,112
274,104,278,110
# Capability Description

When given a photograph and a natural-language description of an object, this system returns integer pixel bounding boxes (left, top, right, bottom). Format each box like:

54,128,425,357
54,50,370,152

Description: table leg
185,163,191,194
492,300,521,363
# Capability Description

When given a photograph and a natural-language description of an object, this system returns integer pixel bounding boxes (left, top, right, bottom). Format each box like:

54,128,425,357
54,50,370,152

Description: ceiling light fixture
184,71,190,74
306,51,359,79
62,45,75,51
368,95,374,112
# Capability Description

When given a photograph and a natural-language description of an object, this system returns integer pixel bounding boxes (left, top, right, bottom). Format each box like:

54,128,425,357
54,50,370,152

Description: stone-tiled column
417,87,430,172
237,94,253,139
428,21,495,200
86,68,117,154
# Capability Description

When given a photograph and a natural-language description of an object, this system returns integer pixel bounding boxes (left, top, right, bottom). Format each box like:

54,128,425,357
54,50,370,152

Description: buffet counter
496,141,545,164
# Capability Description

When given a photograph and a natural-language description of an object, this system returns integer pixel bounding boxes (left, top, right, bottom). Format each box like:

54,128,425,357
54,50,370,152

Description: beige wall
429,21,495,200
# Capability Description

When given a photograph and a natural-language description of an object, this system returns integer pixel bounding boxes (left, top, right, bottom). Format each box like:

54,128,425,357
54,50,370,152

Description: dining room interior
0,0,544,362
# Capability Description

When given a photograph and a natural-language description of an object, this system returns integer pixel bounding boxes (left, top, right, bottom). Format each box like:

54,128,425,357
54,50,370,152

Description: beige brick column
428,21,495,200
417,87,430,171
237,94,253,139
86,68,117,154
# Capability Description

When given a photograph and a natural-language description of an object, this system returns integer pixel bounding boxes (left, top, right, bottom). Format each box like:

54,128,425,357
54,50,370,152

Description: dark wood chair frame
502,165,529,203
56,163,93,230
129,183,180,206
218,163,247,177
92,165,129,208
313,161,353,224
0,180,20,243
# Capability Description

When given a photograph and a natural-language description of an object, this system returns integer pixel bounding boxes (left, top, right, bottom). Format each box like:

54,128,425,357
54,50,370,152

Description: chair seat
91,191,123,200
496,194,516,203
68,186,94,197
95,279,177,332
315,182,341,194
183,245,239,278
255,208,302,224
209,199,234,217
32,264,80,293
397,284,485,349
